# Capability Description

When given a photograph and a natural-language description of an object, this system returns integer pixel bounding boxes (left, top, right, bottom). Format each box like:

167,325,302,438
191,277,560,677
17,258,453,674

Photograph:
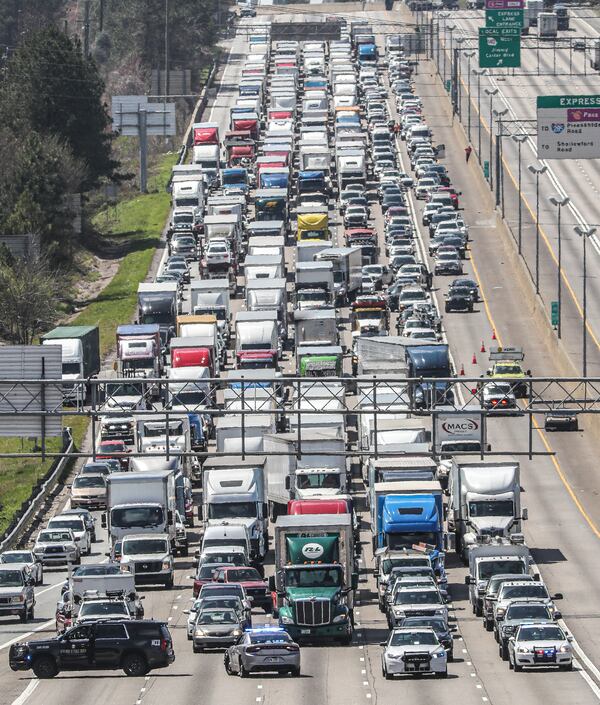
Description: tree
0,128,85,255
0,257,60,344
0,27,118,187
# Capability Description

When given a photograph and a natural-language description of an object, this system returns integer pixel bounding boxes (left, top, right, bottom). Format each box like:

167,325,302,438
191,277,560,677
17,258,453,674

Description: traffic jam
3,15,573,687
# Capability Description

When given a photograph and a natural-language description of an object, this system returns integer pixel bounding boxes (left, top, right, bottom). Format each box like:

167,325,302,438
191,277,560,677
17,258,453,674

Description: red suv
213,567,272,613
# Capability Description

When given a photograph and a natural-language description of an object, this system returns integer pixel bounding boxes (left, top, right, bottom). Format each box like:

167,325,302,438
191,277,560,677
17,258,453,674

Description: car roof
0,562,28,570
392,626,436,634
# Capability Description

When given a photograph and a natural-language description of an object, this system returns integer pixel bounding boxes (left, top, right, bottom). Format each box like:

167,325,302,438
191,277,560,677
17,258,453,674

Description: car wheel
187,633,192,641
122,652,149,677
508,655,514,670
181,545,189,557
447,650,454,662
435,670,448,679
475,603,483,617
164,575,174,589
560,662,573,671
29,605,35,620
514,661,522,672
383,665,392,680
193,644,202,654
239,663,249,678
484,618,493,632
19,607,28,623
224,655,234,675
32,655,58,679
290,667,300,677
500,643,508,661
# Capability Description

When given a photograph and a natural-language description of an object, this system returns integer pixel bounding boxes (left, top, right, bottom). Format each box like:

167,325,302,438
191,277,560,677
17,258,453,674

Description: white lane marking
576,661,600,702
35,581,63,598
0,618,54,651
366,694,372,699
363,681,369,686
10,681,39,705
208,42,235,123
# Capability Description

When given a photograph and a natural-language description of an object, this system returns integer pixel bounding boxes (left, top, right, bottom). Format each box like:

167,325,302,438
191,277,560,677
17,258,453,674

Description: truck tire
165,574,174,589
19,607,28,623
484,617,493,632
181,544,189,557
122,652,149,677
32,655,58,679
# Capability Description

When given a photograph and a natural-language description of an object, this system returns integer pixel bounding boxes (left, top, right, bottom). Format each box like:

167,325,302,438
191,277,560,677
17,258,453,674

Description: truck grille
405,608,439,618
0,597,13,604
246,587,267,599
135,561,162,573
44,545,65,554
295,599,331,626
403,652,431,670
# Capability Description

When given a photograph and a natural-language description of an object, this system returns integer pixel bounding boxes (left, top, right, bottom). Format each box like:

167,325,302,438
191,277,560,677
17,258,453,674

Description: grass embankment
0,153,176,536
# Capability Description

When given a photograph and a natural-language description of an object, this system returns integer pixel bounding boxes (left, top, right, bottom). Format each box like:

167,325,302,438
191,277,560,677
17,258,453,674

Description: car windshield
496,364,522,375
208,502,256,519
479,561,524,580
0,570,24,587
519,626,564,642
502,585,547,600
285,568,342,588
98,443,126,454
81,464,110,475
395,591,441,605
111,506,164,529
390,631,438,646
48,519,84,531
74,476,105,488
39,531,71,542
79,602,128,618
201,585,243,599
382,558,429,573
507,605,551,620
73,565,121,576
201,553,246,567
195,597,241,612
250,632,292,644
1,552,32,563
468,500,515,517
296,473,341,489
122,538,167,555
198,564,223,579
403,618,446,631
197,610,237,625
225,568,261,582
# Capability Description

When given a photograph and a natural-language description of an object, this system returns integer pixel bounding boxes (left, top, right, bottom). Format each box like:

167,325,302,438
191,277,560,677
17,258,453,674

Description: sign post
537,95,600,159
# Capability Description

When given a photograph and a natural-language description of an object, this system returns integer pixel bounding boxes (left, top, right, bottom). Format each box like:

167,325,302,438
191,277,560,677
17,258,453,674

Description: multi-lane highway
4,4,600,705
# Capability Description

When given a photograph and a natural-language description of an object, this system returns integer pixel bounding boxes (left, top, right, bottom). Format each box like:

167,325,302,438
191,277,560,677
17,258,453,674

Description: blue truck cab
405,343,453,408
372,481,445,553
298,170,327,195
358,43,377,67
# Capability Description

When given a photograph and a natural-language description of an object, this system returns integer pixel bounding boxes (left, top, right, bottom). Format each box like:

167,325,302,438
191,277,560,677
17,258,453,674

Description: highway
434,6,600,377
4,5,600,705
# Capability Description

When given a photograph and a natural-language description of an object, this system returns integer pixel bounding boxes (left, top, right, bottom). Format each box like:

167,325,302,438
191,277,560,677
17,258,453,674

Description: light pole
528,163,547,295
549,195,570,339
454,36,465,118
493,106,508,210
512,134,528,254
485,87,498,189
473,68,487,162
575,226,596,377
436,12,449,73
164,0,170,104
463,51,476,139
443,24,456,86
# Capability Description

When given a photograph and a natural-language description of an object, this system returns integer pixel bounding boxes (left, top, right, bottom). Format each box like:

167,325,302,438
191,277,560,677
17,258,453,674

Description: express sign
537,95,600,159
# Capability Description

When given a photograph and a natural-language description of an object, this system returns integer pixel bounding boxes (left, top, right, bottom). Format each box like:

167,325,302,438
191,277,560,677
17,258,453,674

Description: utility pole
139,109,148,193
83,0,90,57
99,0,105,32
164,0,170,104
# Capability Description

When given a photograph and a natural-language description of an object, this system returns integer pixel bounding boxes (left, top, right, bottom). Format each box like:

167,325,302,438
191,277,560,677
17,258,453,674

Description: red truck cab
170,346,215,377
213,567,272,613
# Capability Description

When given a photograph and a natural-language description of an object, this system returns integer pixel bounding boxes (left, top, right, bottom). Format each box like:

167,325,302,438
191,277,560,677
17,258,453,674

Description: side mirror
522,507,528,521
464,575,474,585
284,476,291,491
526,369,531,376
351,572,359,591
379,641,387,647
567,635,573,642
554,611,562,620
268,575,276,592
187,575,195,580
183,609,190,615
373,569,380,578
101,513,107,528
552,593,564,600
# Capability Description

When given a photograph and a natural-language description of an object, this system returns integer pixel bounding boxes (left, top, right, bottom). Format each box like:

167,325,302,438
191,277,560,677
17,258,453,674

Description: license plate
300,629,311,635
266,657,282,663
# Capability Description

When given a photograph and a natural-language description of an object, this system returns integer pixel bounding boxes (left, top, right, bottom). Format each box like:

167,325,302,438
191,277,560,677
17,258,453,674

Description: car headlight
162,560,172,571
195,629,206,637
280,615,294,624
232,629,243,637
11,595,24,603
517,647,530,653
559,645,570,653
387,653,402,659
432,649,446,658
496,608,506,618
120,564,132,573
332,613,348,623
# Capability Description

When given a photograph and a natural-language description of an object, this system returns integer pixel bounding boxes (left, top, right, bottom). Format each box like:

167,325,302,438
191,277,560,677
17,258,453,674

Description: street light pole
528,163,547,295
575,226,596,377
512,134,528,254
493,107,508,209
473,69,487,163
464,51,476,141
549,195,570,339
485,87,498,189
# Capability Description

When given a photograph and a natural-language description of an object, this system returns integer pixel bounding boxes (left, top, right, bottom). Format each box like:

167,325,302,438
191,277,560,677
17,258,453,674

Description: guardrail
0,427,74,551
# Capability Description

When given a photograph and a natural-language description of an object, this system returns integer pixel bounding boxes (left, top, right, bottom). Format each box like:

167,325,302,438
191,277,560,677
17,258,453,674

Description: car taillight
160,638,169,651
286,645,300,652
246,646,261,653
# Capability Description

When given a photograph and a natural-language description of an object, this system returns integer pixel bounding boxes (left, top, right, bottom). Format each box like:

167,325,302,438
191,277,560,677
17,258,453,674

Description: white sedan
381,627,448,679
508,623,573,671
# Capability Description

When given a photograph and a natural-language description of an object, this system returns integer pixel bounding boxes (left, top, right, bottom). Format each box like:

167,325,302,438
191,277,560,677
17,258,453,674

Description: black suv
9,620,174,678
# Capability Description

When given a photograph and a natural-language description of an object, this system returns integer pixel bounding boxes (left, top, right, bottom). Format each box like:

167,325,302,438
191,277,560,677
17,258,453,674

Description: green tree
0,27,118,187
0,256,60,344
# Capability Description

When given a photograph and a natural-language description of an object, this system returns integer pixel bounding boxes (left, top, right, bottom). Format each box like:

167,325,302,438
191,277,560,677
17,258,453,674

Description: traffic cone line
459,364,465,376
491,329,497,340
472,352,477,364
480,340,486,353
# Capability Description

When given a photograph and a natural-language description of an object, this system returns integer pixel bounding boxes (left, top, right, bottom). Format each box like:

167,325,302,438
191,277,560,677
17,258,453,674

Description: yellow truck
297,209,329,242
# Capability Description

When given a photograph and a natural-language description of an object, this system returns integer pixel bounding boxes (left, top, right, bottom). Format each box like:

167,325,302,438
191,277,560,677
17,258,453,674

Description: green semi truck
270,514,357,644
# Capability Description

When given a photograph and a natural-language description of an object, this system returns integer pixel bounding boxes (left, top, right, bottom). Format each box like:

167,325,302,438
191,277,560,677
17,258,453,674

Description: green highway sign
537,94,600,159
479,27,521,68
551,301,559,327
485,8,523,28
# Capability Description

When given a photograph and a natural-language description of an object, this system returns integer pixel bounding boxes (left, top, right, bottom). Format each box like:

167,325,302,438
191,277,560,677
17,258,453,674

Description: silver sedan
225,628,300,677
381,627,448,679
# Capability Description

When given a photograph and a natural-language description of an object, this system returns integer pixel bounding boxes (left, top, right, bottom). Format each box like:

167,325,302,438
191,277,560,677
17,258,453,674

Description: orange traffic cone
459,364,465,376
491,329,497,340
480,340,486,353
472,352,477,364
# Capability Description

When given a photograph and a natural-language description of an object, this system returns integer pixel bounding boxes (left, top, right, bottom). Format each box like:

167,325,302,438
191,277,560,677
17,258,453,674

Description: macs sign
441,418,479,436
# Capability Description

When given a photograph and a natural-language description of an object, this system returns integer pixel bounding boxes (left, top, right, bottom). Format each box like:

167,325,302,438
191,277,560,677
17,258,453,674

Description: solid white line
577,660,600,702
0,619,54,651
10,681,39,705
